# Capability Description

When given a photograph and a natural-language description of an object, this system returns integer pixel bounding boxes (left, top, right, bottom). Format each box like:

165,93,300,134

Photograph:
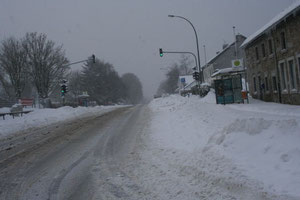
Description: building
242,2,300,105
202,34,246,85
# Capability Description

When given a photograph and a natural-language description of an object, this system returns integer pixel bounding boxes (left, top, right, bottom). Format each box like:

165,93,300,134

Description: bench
0,110,33,120
19,98,34,108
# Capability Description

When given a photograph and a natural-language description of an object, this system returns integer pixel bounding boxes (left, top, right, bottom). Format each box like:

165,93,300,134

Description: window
280,31,286,50
298,56,300,78
272,76,277,92
265,76,269,91
253,76,257,92
268,39,273,55
255,47,259,60
261,43,266,58
288,59,296,90
258,75,262,91
280,61,287,90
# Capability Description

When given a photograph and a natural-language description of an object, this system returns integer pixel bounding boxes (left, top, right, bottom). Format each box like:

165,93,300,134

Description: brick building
242,2,300,105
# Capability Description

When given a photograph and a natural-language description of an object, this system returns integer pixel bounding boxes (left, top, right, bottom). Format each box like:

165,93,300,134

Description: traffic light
193,71,200,81
61,85,67,95
92,54,96,63
61,80,68,96
159,48,163,57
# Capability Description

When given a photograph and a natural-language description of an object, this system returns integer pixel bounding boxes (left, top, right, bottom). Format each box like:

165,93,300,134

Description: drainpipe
272,30,282,103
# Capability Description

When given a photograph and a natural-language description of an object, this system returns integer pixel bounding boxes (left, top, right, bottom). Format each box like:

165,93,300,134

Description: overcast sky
0,0,297,98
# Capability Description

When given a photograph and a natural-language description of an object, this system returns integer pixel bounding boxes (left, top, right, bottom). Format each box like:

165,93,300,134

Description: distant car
153,94,161,99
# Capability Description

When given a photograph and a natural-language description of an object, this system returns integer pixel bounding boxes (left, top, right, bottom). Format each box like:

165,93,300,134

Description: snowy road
0,97,299,200
0,106,150,200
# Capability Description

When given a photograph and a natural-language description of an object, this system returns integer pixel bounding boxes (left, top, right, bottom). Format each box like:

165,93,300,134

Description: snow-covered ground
0,105,125,140
145,92,300,199
1,94,299,199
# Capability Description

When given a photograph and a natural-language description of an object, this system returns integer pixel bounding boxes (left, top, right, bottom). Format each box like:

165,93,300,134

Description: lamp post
168,15,202,82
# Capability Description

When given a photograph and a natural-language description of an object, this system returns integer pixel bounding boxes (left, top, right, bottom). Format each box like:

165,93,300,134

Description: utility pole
233,26,238,59
168,15,202,82
203,45,207,68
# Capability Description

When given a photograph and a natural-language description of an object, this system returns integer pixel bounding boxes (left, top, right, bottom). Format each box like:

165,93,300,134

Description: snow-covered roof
202,34,246,69
203,44,233,68
211,67,244,77
241,1,300,48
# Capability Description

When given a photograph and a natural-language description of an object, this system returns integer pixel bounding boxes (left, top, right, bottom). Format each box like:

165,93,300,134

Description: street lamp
168,15,202,82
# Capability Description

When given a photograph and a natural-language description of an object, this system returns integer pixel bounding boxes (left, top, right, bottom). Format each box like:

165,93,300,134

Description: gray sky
0,0,296,98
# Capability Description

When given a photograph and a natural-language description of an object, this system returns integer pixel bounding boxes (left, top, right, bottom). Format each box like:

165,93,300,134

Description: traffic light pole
63,55,96,67
62,95,65,106
160,50,201,97
161,51,197,71
59,55,95,106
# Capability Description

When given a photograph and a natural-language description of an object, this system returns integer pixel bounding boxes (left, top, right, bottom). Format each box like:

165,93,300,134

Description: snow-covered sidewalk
0,105,125,140
144,92,300,199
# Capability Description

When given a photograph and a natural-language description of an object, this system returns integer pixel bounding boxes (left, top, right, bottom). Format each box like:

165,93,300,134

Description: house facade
242,2,300,105
202,34,246,85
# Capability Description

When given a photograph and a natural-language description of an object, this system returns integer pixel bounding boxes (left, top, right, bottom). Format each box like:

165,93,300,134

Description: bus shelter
212,68,247,105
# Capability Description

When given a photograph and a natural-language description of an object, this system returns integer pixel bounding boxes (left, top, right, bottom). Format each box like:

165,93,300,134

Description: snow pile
148,93,300,198
0,105,124,139
149,94,224,152
208,117,300,196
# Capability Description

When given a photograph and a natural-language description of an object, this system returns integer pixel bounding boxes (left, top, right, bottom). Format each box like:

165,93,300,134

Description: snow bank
0,105,125,139
148,93,300,198
208,117,300,196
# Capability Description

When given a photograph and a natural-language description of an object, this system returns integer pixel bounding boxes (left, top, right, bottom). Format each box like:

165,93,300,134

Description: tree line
68,60,143,105
0,32,143,107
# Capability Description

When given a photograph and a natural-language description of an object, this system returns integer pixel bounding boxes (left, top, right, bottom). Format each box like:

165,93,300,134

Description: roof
211,67,244,77
241,1,300,48
202,34,246,69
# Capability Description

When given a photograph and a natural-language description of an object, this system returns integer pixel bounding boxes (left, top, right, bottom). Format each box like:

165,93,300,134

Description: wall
245,11,300,105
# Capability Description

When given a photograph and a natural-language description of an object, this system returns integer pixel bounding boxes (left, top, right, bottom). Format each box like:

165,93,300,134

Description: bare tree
179,54,193,75
156,64,180,95
22,32,69,99
0,71,15,101
0,37,28,99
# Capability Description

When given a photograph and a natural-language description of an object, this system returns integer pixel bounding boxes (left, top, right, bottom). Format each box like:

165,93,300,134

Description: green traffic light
159,48,163,57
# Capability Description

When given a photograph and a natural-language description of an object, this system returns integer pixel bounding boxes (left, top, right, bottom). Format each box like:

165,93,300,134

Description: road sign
232,59,243,69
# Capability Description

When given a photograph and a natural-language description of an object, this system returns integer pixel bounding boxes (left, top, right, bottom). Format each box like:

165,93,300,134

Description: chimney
222,43,228,49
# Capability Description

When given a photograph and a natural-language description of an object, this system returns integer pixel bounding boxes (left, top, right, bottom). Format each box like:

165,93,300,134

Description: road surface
0,105,150,200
